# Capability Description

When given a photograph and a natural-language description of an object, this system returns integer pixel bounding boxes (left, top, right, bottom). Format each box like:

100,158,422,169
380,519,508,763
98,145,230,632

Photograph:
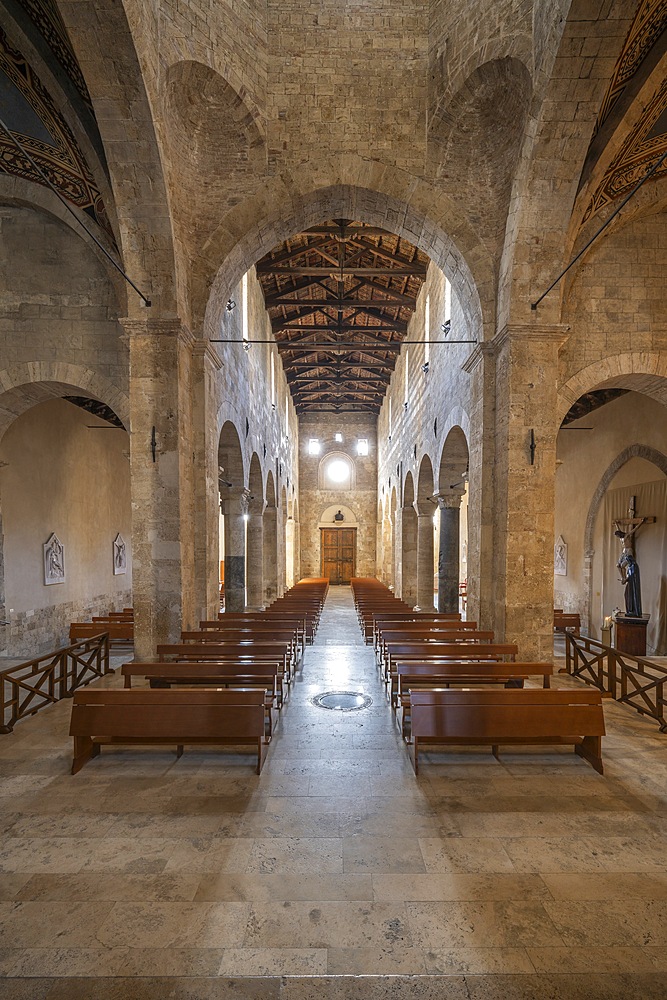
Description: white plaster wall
555,391,667,626
0,398,132,652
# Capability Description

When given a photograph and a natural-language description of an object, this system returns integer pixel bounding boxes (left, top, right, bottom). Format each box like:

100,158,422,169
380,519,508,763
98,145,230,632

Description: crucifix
613,495,656,619
613,495,655,553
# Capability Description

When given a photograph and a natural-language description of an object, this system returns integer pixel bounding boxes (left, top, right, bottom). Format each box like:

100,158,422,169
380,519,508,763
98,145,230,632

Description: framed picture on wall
554,535,567,576
113,533,127,575
44,533,65,585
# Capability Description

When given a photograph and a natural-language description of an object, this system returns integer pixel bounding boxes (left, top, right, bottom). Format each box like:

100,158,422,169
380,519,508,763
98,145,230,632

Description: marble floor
1,587,666,999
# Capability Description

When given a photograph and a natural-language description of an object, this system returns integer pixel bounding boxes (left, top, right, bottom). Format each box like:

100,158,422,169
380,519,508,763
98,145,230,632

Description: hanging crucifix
613,495,656,618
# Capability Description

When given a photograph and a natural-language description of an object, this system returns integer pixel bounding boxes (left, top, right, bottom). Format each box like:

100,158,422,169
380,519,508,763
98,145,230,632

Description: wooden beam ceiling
255,220,429,413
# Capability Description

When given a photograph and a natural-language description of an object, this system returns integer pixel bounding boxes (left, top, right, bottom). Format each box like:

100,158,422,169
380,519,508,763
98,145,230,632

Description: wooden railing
563,632,667,733
0,633,110,734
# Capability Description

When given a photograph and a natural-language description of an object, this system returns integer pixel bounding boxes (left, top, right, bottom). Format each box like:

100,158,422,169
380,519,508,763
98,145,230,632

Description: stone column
490,324,569,658
393,507,403,597
191,341,223,624
400,505,418,607
246,499,265,609
263,505,279,605
416,513,436,610
123,318,196,658
224,491,248,612
437,494,464,612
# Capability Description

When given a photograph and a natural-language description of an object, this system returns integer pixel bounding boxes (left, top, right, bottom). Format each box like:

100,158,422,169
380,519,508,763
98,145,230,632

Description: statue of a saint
616,535,642,617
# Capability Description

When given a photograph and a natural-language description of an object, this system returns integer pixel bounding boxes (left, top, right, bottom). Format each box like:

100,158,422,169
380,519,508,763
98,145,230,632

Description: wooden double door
320,527,356,584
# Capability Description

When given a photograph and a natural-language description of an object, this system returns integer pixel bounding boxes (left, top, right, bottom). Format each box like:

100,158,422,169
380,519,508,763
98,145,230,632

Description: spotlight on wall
441,321,450,336
421,361,430,374
243,340,251,351
226,298,236,312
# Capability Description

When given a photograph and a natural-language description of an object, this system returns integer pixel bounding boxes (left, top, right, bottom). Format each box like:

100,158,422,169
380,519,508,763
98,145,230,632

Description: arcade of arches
0,0,666,994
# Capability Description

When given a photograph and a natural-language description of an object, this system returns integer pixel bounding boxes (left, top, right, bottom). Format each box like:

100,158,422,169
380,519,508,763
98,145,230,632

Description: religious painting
554,535,567,576
43,533,65,585
113,533,127,575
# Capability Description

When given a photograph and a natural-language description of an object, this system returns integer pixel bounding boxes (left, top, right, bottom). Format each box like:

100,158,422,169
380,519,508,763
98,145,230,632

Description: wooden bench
157,641,293,679
69,688,268,774
122,659,285,711
181,628,302,664
383,641,517,681
69,621,134,647
408,688,605,774
554,612,581,636
391,659,554,712
378,629,494,669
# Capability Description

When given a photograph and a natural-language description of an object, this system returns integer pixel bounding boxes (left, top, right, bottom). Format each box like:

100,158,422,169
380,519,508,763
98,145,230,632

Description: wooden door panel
320,528,356,583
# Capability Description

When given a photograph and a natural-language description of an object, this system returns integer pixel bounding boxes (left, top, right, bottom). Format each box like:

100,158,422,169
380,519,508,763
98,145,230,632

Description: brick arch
582,444,667,634
557,354,667,425
0,363,129,440
197,158,492,338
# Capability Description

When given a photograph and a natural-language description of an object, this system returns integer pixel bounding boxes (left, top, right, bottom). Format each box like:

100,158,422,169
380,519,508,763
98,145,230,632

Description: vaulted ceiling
255,221,429,414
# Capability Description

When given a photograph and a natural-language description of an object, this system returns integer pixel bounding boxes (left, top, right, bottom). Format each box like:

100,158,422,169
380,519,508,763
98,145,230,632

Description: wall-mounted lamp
421,361,430,374
226,298,236,313
441,321,450,336
243,340,251,352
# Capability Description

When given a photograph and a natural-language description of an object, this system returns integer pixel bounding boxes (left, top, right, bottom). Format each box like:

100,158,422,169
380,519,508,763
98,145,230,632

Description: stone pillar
263,505,279,605
437,494,463,612
490,324,569,658
224,492,247,612
400,505,418,607
246,499,265,609
191,341,223,624
393,507,403,596
416,513,436,610
123,319,196,658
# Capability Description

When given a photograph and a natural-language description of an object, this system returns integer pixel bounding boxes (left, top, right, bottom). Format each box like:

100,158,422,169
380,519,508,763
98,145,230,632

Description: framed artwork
554,535,567,576
44,533,65,585
113,533,127,575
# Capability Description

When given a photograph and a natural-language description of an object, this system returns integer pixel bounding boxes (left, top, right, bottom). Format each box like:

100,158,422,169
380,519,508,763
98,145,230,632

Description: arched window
318,452,355,490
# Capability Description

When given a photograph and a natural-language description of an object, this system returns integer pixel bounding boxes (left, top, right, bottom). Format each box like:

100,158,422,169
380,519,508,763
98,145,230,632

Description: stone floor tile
326,947,428,974
342,836,426,873
405,901,565,950
424,946,536,974
95,901,249,949
540,872,667,900
372,873,551,902
16,872,201,902
218,948,327,975
243,901,413,949
526,945,657,973
195,873,373,902
245,837,343,874
0,901,114,948
418,837,516,873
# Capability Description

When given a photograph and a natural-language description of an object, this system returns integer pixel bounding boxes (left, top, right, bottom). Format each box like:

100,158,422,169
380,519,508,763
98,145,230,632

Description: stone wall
299,413,377,580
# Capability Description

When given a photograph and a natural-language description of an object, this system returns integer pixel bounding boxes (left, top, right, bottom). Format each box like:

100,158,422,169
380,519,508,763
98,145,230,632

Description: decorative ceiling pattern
0,27,113,240
593,0,667,137
255,221,429,414
14,0,93,109
582,74,667,223
582,1,667,223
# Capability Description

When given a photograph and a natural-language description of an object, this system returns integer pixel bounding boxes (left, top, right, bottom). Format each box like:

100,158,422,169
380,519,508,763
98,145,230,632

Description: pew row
69,688,268,774
408,688,605,775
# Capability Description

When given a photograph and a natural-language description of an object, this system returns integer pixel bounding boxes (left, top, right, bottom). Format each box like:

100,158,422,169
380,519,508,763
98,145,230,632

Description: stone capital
435,491,464,509
192,339,224,371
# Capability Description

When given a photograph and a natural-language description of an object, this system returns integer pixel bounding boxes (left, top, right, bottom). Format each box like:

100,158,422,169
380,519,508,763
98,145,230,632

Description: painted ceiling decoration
583,73,667,223
13,0,92,109
593,0,667,137
256,221,429,415
0,27,114,241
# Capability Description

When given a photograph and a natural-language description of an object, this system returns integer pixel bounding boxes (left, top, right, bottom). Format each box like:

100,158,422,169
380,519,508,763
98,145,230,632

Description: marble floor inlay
1,586,666,998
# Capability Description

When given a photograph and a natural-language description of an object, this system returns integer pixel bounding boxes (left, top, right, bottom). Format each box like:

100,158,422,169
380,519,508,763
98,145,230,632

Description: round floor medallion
312,690,372,712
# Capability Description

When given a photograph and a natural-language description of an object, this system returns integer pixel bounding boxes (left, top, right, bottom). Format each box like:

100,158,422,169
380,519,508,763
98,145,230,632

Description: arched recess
246,453,264,608
57,0,177,316
389,486,398,591
0,366,129,441
583,444,667,636
416,455,436,610
557,355,667,425
319,504,358,527
198,163,490,341
437,426,470,613
428,58,532,265
218,420,246,611
280,484,288,596
318,452,356,491
0,394,131,655
401,471,418,606
263,470,279,605
163,62,266,277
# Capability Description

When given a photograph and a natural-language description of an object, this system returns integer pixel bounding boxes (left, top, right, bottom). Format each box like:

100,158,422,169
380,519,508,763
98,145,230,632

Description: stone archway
400,472,418,607
416,455,436,610
218,420,246,611
583,444,667,634
436,426,470,613
246,453,264,609
263,470,278,605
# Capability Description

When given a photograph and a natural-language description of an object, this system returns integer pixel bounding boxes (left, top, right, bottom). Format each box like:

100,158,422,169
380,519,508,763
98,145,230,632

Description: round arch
0,364,129,441
558,355,667,426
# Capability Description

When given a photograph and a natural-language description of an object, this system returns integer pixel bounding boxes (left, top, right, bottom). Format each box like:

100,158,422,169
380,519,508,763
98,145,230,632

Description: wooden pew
391,659,555,712
408,688,605,775
122,659,284,711
377,629,494,669
69,621,134,647
383,641,517,681
554,612,581,636
157,641,293,679
181,629,301,666
69,688,268,774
